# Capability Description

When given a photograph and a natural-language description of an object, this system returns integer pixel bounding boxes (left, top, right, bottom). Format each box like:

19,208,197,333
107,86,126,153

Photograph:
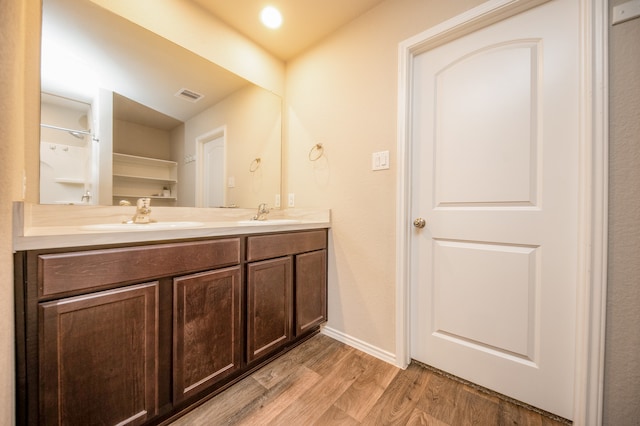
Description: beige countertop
13,202,331,251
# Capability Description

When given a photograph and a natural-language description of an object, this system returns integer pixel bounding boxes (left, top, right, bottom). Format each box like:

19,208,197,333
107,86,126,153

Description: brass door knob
413,218,426,228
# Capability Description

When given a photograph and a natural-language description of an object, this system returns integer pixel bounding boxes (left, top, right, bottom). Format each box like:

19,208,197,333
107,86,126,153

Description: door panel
435,41,540,206
246,257,293,363
173,266,242,402
204,136,225,208
432,240,537,360
39,282,158,426
295,249,327,335
410,0,578,419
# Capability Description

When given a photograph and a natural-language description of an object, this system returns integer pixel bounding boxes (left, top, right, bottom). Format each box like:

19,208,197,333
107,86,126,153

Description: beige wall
0,0,41,424
113,120,173,160
603,1,640,423
285,0,485,354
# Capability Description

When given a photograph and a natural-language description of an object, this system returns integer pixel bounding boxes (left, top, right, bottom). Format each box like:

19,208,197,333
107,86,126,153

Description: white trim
394,30,412,369
398,0,551,56
572,0,609,424
395,0,608,423
195,126,227,208
321,326,397,366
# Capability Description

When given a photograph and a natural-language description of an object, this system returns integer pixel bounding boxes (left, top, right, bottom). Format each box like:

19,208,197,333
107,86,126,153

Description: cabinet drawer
38,238,240,298
246,230,327,261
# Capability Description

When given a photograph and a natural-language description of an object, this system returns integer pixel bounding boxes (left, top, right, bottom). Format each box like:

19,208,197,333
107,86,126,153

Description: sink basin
236,219,302,226
80,221,205,231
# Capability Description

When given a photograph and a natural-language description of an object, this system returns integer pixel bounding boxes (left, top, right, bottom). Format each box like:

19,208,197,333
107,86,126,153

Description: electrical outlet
275,194,281,207
288,193,295,207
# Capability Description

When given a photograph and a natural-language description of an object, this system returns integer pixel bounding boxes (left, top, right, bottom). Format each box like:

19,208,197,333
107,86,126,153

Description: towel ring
249,157,261,172
308,143,324,161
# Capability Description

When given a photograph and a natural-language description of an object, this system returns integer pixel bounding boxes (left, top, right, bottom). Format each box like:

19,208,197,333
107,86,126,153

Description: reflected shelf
113,194,177,201
54,178,85,185
112,174,177,184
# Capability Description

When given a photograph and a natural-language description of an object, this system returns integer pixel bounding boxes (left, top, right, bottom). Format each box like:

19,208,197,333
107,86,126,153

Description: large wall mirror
40,0,282,208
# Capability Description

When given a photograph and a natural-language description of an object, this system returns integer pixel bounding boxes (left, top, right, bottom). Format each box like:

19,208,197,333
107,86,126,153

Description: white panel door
410,0,579,419
203,136,225,208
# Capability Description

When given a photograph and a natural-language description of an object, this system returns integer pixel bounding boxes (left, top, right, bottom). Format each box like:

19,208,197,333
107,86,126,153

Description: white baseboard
320,326,403,368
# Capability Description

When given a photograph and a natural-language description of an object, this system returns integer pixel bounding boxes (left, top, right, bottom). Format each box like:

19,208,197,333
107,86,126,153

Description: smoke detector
175,88,204,103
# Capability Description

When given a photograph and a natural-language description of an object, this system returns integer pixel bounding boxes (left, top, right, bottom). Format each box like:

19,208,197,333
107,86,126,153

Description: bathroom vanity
13,203,330,425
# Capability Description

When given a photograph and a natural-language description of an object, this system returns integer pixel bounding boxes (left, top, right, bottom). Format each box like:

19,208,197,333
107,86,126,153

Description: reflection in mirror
40,93,95,205
40,0,282,208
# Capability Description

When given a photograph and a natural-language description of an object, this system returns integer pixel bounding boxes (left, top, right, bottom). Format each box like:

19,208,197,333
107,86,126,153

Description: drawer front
246,230,327,261
39,238,240,298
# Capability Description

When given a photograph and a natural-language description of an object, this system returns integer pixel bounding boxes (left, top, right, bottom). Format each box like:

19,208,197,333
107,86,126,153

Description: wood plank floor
169,334,571,425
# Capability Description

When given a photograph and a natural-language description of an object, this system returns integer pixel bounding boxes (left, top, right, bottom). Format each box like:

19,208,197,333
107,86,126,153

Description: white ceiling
191,0,388,61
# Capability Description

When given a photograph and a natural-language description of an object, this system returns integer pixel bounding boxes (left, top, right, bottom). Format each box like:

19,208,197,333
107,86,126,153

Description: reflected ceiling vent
175,88,204,103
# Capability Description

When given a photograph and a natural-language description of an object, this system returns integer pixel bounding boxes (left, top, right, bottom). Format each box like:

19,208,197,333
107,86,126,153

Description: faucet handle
252,203,270,220
80,190,92,203
132,198,152,223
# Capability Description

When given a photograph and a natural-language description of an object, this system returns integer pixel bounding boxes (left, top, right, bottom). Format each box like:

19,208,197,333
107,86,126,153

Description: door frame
195,126,227,208
395,0,608,424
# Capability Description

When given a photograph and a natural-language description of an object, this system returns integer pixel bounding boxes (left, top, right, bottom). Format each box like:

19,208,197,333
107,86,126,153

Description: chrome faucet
80,190,92,203
252,203,270,221
130,197,152,224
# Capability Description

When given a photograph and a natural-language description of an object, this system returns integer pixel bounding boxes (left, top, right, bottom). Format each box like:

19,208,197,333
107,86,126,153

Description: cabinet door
173,266,242,402
39,282,158,426
247,257,293,364
295,249,328,336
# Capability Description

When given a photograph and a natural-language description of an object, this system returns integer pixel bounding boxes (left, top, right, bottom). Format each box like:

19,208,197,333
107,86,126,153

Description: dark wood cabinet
246,257,293,363
39,282,159,426
295,249,327,336
16,229,327,425
173,266,242,402
246,230,328,364
36,239,240,299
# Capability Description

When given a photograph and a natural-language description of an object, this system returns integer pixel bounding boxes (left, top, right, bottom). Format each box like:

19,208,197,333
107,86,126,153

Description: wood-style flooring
169,334,570,426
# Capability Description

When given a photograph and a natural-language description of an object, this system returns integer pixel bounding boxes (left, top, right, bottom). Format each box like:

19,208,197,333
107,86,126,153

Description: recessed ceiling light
260,6,282,29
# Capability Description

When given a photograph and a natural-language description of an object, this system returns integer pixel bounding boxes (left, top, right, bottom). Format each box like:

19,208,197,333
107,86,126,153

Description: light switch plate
275,194,281,208
372,151,390,171
288,193,295,207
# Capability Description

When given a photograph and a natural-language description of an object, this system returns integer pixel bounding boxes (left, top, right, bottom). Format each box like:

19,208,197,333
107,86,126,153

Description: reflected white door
203,136,225,208
410,0,579,419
